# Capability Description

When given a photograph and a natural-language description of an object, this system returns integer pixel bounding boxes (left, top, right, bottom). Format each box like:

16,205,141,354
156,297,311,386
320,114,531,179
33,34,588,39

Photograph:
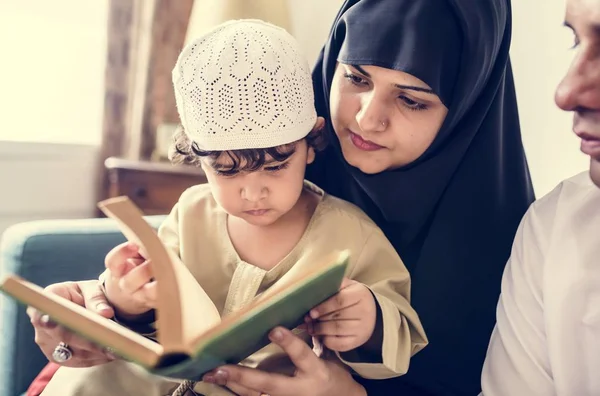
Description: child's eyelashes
263,162,290,173
212,161,290,176
213,168,239,177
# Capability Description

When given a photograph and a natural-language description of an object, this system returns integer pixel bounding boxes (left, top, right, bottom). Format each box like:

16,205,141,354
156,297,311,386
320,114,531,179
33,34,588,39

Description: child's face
201,140,316,226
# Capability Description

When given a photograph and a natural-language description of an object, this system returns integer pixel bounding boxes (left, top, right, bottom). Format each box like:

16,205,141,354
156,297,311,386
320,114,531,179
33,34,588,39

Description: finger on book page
79,280,114,318
105,242,143,276
108,257,140,278
119,260,154,294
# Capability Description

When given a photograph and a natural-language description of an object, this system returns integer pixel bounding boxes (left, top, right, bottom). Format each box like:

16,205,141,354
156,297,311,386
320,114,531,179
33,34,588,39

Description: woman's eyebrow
393,84,434,94
351,64,434,94
352,64,372,77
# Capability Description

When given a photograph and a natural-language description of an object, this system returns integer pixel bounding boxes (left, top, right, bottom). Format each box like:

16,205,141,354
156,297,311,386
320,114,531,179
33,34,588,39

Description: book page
0,275,163,367
98,197,221,354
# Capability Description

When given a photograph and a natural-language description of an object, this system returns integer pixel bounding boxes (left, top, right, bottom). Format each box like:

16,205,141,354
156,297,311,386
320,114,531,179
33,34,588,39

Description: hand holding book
202,326,367,396
26,280,118,368
304,278,378,353
103,241,157,319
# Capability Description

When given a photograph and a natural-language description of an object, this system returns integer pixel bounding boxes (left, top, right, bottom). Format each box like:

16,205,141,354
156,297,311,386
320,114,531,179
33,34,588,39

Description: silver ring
104,346,118,358
52,342,73,363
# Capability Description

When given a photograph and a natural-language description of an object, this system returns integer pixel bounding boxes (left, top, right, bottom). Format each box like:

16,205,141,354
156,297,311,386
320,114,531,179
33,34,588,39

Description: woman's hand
27,280,117,367
202,327,367,396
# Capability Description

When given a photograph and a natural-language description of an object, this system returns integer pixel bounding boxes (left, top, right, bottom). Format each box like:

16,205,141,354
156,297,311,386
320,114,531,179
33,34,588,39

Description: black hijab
306,0,535,394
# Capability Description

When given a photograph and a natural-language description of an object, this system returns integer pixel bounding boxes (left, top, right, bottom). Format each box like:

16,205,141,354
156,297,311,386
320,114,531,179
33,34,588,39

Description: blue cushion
0,215,165,396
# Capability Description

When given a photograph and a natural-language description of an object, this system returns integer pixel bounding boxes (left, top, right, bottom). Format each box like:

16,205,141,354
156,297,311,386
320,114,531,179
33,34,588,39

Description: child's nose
241,184,267,202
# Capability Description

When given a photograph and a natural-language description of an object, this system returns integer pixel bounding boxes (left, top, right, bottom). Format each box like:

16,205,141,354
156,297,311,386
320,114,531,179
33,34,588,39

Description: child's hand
305,278,376,352
104,242,157,318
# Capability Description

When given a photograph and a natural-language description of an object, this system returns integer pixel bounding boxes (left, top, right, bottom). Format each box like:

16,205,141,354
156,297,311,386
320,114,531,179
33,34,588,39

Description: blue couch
0,216,165,396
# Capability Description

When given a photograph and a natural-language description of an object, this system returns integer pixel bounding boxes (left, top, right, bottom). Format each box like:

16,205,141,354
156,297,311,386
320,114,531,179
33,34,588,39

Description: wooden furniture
105,157,207,215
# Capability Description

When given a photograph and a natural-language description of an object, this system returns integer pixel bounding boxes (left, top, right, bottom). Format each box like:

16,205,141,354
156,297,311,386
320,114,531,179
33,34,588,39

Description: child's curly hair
169,124,327,173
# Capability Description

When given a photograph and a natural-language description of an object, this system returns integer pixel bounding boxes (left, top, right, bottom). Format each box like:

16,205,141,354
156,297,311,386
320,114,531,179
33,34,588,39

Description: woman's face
329,63,448,174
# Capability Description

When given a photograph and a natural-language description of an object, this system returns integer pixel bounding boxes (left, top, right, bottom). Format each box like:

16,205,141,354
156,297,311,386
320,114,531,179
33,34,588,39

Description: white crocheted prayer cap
172,19,317,151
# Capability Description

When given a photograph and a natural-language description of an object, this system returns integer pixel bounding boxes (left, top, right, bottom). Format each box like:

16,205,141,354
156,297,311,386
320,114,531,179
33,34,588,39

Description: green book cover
153,253,348,379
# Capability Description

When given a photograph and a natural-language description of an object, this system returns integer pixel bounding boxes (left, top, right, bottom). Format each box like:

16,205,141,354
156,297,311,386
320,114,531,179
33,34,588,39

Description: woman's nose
356,93,388,133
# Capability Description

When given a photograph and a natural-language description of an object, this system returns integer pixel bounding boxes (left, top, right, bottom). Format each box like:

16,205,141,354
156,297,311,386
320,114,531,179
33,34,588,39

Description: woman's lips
349,132,385,151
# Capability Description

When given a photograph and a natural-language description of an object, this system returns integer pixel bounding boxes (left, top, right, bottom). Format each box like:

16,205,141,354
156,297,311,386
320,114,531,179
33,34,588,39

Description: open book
0,196,349,380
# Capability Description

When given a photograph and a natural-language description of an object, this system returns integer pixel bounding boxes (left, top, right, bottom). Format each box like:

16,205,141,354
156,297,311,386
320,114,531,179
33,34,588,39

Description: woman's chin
344,155,387,174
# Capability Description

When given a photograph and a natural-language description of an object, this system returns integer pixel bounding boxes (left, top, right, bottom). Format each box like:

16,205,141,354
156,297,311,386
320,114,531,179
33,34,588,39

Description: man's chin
589,158,600,188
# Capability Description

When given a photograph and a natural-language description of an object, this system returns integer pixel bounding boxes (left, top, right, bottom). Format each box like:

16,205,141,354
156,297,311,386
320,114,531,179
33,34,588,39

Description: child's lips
244,209,270,216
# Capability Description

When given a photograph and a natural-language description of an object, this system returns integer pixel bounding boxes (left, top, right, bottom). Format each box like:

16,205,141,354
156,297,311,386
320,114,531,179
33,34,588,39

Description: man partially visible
481,0,600,394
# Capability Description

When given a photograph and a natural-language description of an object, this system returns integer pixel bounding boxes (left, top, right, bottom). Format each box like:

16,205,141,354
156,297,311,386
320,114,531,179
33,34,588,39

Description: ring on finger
52,342,73,363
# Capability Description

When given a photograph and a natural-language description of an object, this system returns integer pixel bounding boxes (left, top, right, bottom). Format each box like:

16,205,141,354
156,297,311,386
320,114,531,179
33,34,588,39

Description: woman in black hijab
305,0,535,394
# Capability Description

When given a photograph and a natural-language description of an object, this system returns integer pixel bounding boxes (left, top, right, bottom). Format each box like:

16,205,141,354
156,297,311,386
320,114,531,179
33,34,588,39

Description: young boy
46,20,426,396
